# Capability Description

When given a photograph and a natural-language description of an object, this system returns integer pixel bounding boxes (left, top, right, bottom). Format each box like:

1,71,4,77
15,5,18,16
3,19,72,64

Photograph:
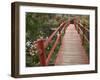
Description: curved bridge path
55,24,89,65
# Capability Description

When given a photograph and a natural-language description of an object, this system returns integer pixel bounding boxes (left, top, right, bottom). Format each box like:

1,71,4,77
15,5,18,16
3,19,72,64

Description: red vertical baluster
37,39,46,66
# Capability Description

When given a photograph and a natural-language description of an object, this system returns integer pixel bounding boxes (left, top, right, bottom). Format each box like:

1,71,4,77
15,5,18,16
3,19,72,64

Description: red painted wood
37,39,46,66
36,20,70,66
46,34,61,65
44,21,66,47
45,21,69,65
74,17,77,29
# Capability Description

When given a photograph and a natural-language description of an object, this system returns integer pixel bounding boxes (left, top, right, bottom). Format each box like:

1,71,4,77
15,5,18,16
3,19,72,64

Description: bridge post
59,27,62,44
74,17,77,30
37,39,46,66
78,24,80,34
64,25,66,34
82,28,85,45
77,16,80,34
62,21,66,34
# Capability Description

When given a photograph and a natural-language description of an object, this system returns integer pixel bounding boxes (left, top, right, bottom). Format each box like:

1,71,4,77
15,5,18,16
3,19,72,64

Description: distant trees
26,13,68,41
80,15,89,29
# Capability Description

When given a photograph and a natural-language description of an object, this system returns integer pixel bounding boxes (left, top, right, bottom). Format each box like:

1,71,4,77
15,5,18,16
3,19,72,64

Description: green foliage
80,15,89,29
49,41,61,65
83,40,89,56
26,13,67,67
26,53,39,67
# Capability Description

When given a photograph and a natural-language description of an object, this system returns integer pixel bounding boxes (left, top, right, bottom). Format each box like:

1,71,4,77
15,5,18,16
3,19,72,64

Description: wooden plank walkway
55,24,89,65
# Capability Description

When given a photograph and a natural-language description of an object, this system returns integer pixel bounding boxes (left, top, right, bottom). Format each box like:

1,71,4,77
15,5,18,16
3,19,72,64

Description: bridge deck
55,24,89,65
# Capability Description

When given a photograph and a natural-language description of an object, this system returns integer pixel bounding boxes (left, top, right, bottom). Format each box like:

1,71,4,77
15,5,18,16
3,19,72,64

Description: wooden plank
56,24,89,65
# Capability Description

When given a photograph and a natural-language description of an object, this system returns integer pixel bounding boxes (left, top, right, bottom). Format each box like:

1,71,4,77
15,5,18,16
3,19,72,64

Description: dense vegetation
26,13,68,67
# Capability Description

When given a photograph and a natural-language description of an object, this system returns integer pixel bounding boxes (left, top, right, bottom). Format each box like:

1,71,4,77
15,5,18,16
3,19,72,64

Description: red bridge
34,17,89,66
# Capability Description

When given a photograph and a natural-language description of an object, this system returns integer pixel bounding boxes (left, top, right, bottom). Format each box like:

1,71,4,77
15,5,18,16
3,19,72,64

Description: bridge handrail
78,23,89,42
36,21,68,66
78,23,89,32
75,21,89,45
44,21,66,48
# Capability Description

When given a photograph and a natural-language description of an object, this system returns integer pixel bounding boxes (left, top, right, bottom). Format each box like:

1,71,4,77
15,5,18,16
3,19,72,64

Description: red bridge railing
35,20,70,66
74,17,89,45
